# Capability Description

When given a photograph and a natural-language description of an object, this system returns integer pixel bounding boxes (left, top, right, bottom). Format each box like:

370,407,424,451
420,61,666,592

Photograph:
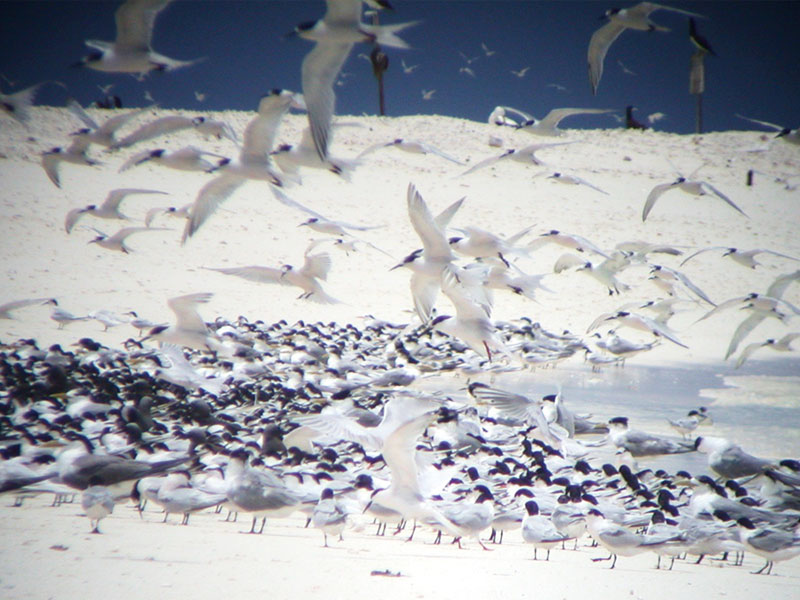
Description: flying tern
588,2,703,95
75,0,203,75
65,188,167,233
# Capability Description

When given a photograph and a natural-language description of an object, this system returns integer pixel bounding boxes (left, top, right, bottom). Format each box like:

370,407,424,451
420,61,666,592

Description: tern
67,102,151,148
736,333,800,368
110,114,233,150
87,226,171,254
312,488,348,546
81,486,116,533
606,416,694,456
65,188,167,233
588,310,687,348
119,146,228,173
430,267,513,362
0,297,54,320
75,0,203,75
392,183,462,323
521,500,571,560
207,244,340,304
695,436,774,479
295,0,416,159
142,292,219,351
735,517,800,575
358,138,463,165
528,230,609,258
41,139,100,188
271,127,357,182
547,172,609,195
680,246,800,269
0,81,46,125
736,114,800,146
588,2,703,95
643,177,745,221
460,142,575,176
182,90,297,241
494,106,614,136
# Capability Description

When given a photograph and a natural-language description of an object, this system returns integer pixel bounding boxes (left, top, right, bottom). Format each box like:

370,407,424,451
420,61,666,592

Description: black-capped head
524,500,540,516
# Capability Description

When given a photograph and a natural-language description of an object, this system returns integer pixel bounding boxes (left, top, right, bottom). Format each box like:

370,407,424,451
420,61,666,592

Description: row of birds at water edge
1,314,800,574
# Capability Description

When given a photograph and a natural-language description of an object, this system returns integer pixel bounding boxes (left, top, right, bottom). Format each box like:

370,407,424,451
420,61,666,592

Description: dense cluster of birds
2,318,800,574
1,0,800,579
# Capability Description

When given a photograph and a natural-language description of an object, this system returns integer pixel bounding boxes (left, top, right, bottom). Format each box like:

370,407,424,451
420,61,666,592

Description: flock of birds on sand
1,0,800,579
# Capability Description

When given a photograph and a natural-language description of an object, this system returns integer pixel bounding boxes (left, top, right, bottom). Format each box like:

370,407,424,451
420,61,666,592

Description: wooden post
689,49,706,134
369,12,389,116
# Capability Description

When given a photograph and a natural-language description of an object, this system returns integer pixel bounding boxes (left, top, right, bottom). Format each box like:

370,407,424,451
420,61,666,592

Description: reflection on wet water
422,357,800,477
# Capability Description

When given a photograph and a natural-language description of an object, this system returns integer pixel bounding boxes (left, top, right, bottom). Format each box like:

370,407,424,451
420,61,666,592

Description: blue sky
1,1,797,134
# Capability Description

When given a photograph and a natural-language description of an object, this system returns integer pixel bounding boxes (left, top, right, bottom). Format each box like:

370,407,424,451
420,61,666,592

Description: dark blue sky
1,1,797,134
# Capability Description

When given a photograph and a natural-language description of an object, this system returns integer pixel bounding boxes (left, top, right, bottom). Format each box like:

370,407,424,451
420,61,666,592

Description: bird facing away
76,0,203,75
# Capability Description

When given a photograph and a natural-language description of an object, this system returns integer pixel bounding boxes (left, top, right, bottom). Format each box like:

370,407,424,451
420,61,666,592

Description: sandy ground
1,496,799,600
1,107,800,598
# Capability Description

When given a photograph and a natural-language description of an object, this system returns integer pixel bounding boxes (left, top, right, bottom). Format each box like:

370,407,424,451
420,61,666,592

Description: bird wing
41,153,62,188
301,252,333,281
433,196,465,229
107,226,166,244
205,266,287,285
538,108,614,130
95,106,152,137
587,21,626,95
113,115,194,148
382,411,438,496
735,114,783,132
118,149,154,172
553,253,588,273
701,182,747,216
642,181,678,221
181,174,245,242
679,246,728,267
460,151,509,176
302,40,353,160
725,312,765,359
66,97,99,129
407,183,452,261
240,95,294,162
115,0,170,50
167,292,212,333
103,188,167,211
410,271,440,324
766,270,800,299
64,208,85,234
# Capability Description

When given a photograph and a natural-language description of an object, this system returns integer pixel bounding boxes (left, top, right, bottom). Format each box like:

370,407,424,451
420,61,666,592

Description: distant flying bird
616,59,636,75
588,2,703,95
643,177,745,221
510,67,530,78
545,83,568,92
421,89,436,100
75,0,203,75
481,42,496,57
194,90,207,102
401,59,419,74
294,0,416,160
459,66,476,78
647,112,666,124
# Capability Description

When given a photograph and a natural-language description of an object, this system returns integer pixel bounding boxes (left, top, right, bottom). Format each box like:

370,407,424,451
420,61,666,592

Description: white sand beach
1,105,799,599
